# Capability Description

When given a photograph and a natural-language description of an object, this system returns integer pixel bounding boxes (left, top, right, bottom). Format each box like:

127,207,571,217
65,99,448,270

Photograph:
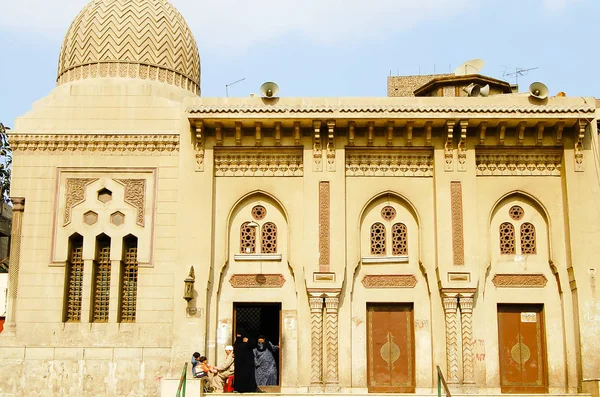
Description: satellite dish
454,59,485,76
480,84,490,97
260,82,279,98
463,83,481,97
529,82,548,100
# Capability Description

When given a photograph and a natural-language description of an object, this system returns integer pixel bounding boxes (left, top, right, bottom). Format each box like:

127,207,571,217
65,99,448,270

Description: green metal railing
175,362,188,397
437,365,451,397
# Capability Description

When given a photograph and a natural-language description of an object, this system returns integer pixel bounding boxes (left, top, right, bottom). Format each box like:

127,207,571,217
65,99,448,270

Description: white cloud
543,0,580,10
0,0,472,50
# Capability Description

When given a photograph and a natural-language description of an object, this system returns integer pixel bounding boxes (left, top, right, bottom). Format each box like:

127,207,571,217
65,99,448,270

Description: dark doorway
233,302,281,391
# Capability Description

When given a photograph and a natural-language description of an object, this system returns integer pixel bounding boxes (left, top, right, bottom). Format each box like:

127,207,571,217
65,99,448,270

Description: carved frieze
115,179,146,227
64,178,98,226
319,182,331,272
450,181,465,266
229,274,285,288
214,148,303,177
345,148,433,177
361,274,417,288
476,147,562,176
10,134,179,154
492,273,548,287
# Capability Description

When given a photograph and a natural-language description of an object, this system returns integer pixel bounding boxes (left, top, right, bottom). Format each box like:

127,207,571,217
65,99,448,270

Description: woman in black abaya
233,328,258,393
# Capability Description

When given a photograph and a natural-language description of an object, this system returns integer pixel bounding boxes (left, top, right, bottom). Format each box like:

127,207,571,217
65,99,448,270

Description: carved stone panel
214,148,303,177
492,274,548,287
450,181,465,266
361,275,418,288
115,179,146,227
319,182,330,272
229,274,285,288
476,148,562,176
346,148,433,177
64,178,98,226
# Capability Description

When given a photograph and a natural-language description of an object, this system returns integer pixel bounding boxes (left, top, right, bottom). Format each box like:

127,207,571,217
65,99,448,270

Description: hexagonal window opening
97,188,113,203
111,211,125,226
83,210,98,225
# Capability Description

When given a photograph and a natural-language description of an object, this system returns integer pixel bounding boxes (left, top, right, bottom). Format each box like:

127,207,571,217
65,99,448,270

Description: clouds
0,0,474,50
543,0,580,10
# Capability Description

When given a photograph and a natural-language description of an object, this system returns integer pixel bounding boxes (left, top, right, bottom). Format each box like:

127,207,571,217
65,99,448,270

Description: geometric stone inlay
361,274,417,288
492,273,547,288
83,210,98,225
229,274,285,288
110,211,125,226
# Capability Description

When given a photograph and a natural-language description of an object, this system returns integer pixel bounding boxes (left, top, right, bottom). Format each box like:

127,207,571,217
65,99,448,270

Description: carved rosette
492,274,548,287
214,151,303,177
443,295,460,383
115,179,146,227
325,296,340,386
309,296,324,385
64,178,98,226
476,148,562,176
460,296,475,384
361,275,417,288
345,149,433,177
10,134,179,154
229,274,285,288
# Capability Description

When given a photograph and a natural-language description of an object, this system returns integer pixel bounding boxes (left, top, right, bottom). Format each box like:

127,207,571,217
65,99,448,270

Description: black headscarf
256,334,275,353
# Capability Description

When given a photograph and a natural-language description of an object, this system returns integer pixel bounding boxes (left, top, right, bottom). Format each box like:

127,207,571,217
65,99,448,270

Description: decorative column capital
10,197,25,212
459,295,474,313
325,296,339,313
309,296,323,312
443,295,458,313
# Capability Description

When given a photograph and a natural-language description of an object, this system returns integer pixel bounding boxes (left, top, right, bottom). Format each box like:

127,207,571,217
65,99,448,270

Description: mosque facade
2,1,600,396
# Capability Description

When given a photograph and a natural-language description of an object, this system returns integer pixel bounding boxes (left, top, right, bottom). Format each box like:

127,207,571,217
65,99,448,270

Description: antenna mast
503,66,538,85
225,78,246,97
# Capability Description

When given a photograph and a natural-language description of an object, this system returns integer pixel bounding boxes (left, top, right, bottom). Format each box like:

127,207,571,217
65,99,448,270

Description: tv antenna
225,77,246,97
502,66,538,85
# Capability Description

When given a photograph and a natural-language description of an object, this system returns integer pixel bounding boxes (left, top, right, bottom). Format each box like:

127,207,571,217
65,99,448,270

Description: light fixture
183,266,195,302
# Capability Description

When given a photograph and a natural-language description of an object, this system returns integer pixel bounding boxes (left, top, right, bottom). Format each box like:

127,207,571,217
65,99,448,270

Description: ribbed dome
57,0,200,94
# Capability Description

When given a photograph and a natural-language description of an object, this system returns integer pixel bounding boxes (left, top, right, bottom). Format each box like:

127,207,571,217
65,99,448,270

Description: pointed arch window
64,233,84,322
240,222,257,254
520,223,536,254
92,234,111,322
392,223,408,255
119,235,138,323
500,222,516,255
370,223,386,255
261,222,277,254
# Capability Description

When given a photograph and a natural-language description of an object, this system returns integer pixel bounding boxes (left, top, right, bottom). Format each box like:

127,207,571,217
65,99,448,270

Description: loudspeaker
529,82,548,100
479,84,490,97
260,81,279,98
463,83,480,97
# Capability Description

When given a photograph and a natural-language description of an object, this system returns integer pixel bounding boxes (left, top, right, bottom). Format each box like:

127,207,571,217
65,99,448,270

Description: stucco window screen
499,222,516,255
509,205,524,221
370,222,386,255
119,236,138,323
261,222,277,254
391,223,408,256
64,234,84,322
381,206,397,221
252,205,267,220
520,222,536,254
92,235,111,322
240,222,257,254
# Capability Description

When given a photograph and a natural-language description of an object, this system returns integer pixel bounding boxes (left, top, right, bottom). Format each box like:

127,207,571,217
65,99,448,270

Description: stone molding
361,274,417,288
345,148,433,177
228,274,285,288
9,134,180,154
214,148,303,177
492,273,548,287
476,147,562,176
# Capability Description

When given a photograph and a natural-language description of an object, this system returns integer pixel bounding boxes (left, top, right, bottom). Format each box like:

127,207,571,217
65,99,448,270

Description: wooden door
498,305,548,393
367,303,415,393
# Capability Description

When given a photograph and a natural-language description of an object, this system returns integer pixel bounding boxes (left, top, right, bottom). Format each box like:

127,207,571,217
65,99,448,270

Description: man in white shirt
212,345,235,392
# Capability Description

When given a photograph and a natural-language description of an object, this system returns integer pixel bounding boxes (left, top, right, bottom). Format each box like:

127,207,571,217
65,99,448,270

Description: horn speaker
529,82,548,100
260,82,279,98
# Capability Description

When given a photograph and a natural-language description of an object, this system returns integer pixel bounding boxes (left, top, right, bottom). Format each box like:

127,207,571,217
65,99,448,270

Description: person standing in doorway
254,335,279,386
233,328,257,393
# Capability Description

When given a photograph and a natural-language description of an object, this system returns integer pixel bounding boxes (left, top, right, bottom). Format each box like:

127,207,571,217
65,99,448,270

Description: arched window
370,223,386,255
240,222,256,254
261,222,277,254
520,223,536,254
392,223,408,256
92,234,111,322
64,233,84,322
499,222,516,255
120,235,138,323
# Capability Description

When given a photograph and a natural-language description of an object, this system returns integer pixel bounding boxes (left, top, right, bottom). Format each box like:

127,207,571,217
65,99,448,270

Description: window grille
240,222,256,254
120,238,138,323
509,206,524,221
381,206,397,221
93,237,111,322
65,234,84,322
370,223,386,255
499,222,516,255
520,223,536,254
252,205,267,221
261,222,277,253
391,223,408,255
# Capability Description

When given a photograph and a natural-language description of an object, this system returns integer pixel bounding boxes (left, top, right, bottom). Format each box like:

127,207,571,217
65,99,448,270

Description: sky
0,0,597,128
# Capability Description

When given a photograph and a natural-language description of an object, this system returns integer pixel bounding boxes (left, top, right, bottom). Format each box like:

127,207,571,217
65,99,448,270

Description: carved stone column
4,197,25,335
324,294,340,390
443,294,460,383
309,295,324,387
460,295,475,384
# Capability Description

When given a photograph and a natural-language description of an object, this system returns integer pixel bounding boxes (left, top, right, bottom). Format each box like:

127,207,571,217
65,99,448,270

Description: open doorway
233,302,282,391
